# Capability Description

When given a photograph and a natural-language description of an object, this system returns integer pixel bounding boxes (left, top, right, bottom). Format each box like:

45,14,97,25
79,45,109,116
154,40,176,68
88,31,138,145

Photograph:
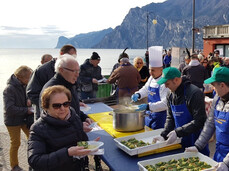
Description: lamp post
145,11,157,68
146,12,157,50
192,0,195,53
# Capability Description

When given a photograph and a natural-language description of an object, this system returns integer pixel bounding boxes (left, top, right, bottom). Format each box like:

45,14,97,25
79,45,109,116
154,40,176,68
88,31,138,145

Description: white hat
149,46,163,67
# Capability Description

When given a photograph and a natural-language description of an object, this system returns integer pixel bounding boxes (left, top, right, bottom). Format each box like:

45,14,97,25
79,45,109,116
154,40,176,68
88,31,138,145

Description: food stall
84,102,184,171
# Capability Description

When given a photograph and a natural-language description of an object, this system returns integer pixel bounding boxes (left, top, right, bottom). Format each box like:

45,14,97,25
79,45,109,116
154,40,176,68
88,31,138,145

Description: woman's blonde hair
41,85,71,109
133,57,144,67
14,65,32,79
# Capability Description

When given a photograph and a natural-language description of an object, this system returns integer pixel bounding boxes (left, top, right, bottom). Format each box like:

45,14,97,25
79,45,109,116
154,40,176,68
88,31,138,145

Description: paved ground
0,125,216,171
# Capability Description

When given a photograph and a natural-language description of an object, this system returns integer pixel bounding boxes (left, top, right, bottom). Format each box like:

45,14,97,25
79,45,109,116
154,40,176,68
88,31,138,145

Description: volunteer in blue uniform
186,67,229,170
131,46,169,129
154,67,209,156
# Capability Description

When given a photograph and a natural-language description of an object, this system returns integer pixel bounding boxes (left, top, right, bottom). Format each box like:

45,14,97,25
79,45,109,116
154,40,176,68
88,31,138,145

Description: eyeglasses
63,67,80,73
52,101,71,109
137,62,143,64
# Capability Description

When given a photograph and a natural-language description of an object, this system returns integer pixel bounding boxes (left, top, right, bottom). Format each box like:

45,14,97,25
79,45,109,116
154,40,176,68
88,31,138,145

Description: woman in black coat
133,57,150,89
28,85,92,171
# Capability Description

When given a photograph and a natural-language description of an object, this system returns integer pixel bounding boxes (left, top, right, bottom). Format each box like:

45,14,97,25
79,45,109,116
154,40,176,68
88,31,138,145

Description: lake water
0,48,148,125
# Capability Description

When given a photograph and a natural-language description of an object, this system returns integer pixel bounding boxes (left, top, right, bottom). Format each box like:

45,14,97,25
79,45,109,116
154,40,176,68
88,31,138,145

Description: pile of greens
77,141,88,149
145,157,212,171
120,138,151,149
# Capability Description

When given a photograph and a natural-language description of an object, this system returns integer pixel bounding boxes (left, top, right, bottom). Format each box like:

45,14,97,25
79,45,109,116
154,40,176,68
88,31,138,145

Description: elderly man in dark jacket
79,52,103,100
154,67,209,156
26,45,77,119
41,55,92,125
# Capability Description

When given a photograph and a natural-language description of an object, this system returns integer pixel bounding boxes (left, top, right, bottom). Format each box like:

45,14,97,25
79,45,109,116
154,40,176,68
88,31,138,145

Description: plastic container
114,129,181,156
138,152,218,171
96,83,112,98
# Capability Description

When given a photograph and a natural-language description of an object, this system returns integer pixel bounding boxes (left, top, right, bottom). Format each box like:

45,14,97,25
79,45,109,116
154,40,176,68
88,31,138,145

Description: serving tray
114,129,181,156
138,152,217,171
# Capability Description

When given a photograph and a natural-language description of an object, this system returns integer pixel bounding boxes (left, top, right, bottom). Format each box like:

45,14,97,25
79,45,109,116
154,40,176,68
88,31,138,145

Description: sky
0,0,166,48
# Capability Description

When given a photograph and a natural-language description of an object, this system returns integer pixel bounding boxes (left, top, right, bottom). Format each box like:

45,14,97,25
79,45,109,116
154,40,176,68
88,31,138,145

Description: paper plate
87,141,104,152
80,106,91,112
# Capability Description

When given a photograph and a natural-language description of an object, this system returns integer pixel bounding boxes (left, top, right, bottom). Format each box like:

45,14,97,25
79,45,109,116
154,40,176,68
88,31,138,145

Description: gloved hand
166,130,177,145
152,135,165,143
185,146,198,153
135,104,148,111
216,162,228,171
131,93,139,102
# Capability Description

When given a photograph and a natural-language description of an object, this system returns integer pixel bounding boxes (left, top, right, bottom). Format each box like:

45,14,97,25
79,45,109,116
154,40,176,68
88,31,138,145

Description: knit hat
90,52,100,60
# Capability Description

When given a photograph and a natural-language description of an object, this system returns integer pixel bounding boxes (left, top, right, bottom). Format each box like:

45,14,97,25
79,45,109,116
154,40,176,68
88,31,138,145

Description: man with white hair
41,55,92,126
27,45,77,119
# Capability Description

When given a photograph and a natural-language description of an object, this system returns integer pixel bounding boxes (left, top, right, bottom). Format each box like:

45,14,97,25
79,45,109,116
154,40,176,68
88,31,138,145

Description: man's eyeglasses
63,67,80,73
52,101,71,109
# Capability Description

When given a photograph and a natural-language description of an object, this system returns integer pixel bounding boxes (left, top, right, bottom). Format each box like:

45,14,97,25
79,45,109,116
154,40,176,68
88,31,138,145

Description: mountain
93,0,229,49
55,28,113,48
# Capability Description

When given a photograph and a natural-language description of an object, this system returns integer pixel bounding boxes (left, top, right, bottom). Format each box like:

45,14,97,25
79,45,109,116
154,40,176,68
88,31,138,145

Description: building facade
203,24,229,57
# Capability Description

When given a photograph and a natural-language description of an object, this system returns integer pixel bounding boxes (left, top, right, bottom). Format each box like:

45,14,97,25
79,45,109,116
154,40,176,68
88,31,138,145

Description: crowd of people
2,44,229,171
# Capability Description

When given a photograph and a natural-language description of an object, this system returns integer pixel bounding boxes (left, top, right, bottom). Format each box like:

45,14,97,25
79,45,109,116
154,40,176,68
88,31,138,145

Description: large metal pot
110,108,145,132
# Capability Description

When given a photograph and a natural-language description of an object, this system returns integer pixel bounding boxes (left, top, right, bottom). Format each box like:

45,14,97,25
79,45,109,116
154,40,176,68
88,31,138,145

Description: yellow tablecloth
88,112,146,138
88,112,182,156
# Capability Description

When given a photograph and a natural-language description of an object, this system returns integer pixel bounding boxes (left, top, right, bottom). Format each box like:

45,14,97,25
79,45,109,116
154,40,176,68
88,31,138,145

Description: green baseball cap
204,67,229,84
157,67,181,85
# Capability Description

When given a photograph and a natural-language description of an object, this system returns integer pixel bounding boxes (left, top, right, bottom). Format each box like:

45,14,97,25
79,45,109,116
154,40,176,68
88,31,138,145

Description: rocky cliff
94,0,229,49
56,28,113,48
56,0,229,49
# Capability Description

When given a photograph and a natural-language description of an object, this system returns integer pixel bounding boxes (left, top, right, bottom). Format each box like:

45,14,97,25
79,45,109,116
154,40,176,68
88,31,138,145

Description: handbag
82,83,93,92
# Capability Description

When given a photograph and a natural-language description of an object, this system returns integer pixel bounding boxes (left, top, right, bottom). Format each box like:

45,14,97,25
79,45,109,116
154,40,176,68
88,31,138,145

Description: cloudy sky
0,0,166,48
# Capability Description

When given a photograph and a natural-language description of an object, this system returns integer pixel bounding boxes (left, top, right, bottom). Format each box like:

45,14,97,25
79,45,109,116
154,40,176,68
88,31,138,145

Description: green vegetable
120,138,152,149
145,157,212,171
77,141,88,149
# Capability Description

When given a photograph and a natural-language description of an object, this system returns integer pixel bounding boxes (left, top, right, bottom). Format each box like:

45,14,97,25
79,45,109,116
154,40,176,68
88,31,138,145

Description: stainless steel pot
110,108,145,132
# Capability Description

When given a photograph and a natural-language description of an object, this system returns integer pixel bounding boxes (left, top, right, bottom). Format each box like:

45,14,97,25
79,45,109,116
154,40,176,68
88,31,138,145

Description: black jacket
27,59,56,104
28,108,88,171
41,73,88,121
182,63,208,88
79,59,103,92
161,76,207,139
3,74,30,126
